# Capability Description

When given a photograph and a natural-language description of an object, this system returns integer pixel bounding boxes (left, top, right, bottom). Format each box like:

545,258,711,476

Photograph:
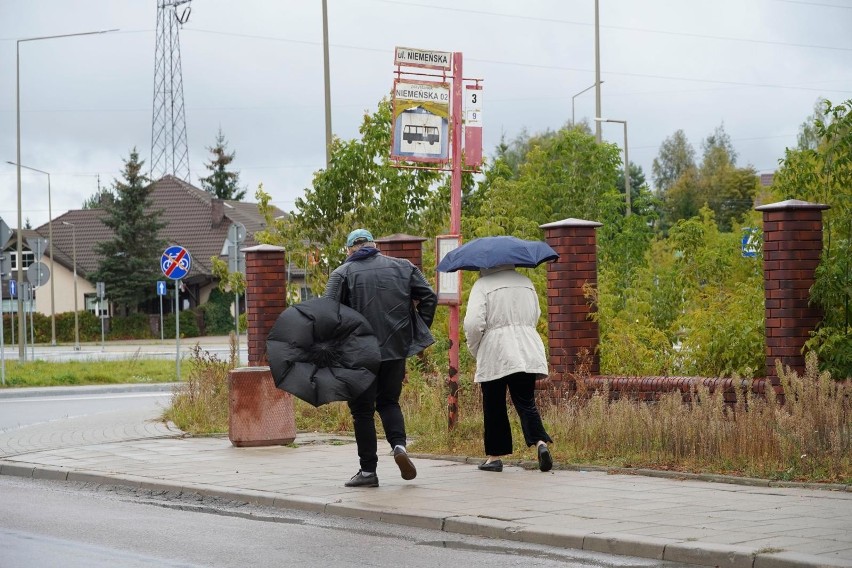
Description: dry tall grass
168,344,850,483
402,353,850,483
163,337,237,435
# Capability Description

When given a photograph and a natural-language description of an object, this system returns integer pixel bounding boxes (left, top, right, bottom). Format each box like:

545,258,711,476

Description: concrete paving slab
1,397,850,568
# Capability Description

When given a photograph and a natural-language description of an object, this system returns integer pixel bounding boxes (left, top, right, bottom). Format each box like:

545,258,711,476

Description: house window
9,251,35,271
85,293,108,316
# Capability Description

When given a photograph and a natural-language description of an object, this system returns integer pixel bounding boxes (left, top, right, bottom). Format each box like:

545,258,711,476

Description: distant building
760,172,775,187
2,175,290,318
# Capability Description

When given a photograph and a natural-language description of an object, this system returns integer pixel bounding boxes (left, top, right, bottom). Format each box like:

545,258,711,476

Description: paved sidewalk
0,404,850,567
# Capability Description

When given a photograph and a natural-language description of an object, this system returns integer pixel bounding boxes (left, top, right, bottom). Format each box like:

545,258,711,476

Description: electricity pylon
151,0,192,182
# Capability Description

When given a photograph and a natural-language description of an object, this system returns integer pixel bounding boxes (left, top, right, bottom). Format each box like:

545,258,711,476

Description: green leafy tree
658,124,758,232
91,149,167,315
652,129,696,193
466,126,623,235
774,99,852,378
595,207,764,377
199,129,246,201
253,98,445,291
701,123,738,168
697,152,760,232
615,162,655,217
797,98,829,151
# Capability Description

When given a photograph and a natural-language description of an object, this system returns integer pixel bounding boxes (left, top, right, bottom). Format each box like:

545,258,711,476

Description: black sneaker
393,446,417,480
537,444,553,472
345,470,379,488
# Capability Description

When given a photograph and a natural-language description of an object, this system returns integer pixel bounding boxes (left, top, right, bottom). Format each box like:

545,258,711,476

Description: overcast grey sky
1,0,850,230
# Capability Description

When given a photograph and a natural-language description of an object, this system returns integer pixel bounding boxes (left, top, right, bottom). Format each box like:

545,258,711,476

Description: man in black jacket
324,228,437,487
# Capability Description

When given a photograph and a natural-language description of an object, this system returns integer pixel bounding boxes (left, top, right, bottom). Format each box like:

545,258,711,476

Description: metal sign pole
161,246,190,381
1,295,5,385
446,51,463,430
21,286,26,356
10,295,14,346
175,280,181,381
21,284,28,359
159,293,164,341
100,301,105,351
234,290,240,365
29,284,35,360
234,235,240,365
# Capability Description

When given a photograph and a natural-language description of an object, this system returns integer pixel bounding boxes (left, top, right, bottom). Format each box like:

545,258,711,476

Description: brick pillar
374,233,427,269
243,244,287,365
540,218,602,378
755,199,828,381
229,244,294,447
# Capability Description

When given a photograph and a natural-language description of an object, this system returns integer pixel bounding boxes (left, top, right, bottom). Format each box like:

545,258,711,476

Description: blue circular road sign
161,245,192,280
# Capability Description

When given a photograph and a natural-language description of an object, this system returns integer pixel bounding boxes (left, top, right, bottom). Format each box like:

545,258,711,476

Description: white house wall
34,262,94,316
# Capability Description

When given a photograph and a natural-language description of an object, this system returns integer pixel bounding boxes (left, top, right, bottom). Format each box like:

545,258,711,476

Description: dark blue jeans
347,358,407,473
480,372,552,457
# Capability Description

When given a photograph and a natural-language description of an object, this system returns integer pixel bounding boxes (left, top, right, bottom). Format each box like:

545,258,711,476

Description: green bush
109,313,154,340
202,288,239,336
4,310,102,344
163,309,201,339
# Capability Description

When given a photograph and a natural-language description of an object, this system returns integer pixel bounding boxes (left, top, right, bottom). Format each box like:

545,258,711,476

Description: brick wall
374,233,427,269
540,218,602,380
552,375,775,405
536,200,828,404
755,199,828,382
243,244,287,365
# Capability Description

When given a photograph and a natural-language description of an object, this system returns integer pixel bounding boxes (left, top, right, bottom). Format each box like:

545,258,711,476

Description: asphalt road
1,476,688,568
0,388,172,432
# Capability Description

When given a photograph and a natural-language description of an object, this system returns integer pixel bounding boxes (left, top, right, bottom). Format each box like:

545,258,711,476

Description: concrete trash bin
228,366,297,447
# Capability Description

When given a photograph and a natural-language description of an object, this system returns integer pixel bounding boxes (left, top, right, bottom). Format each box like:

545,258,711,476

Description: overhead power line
371,0,852,53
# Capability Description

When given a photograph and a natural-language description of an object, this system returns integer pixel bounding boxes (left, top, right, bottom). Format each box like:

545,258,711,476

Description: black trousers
480,372,553,457
347,358,407,473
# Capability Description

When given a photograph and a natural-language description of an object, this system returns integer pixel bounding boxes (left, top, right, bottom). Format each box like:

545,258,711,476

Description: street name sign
394,46,452,70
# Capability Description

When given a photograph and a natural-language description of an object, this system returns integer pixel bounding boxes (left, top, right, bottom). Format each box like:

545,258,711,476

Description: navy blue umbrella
436,236,559,272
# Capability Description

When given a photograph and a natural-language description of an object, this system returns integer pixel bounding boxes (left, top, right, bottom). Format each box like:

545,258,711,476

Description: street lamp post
595,118,631,216
594,0,602,143
14,29,117,361
571,81,603,126
321,0,332,168
62,221,80,351
6,161,56,346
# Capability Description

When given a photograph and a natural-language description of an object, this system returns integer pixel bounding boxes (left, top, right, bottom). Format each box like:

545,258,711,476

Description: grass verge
0,357,178,388
166,347,851,485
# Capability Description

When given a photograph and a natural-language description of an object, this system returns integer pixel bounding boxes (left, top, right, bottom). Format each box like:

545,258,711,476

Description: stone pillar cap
374,233,427,242
242,244,286,253
540,218,603,229
755,199,829,212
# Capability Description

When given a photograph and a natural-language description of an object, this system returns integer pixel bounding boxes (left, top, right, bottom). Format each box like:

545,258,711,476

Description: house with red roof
3,175,293,323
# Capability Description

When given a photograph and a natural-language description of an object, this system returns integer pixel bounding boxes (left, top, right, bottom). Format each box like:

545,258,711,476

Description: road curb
409,453,852,493
1,460,847,568
0,383,181,399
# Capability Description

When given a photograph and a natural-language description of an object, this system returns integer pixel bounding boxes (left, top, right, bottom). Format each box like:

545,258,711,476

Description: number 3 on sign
466,87,483,127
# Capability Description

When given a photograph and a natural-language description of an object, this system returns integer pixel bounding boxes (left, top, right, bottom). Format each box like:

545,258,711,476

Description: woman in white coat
463,264,553,473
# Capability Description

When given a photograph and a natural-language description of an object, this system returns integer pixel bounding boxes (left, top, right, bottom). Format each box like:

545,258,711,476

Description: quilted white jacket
463,266,548,383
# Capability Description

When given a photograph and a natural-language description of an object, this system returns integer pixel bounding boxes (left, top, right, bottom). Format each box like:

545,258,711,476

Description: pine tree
92,149,167,315
199,129,246,201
